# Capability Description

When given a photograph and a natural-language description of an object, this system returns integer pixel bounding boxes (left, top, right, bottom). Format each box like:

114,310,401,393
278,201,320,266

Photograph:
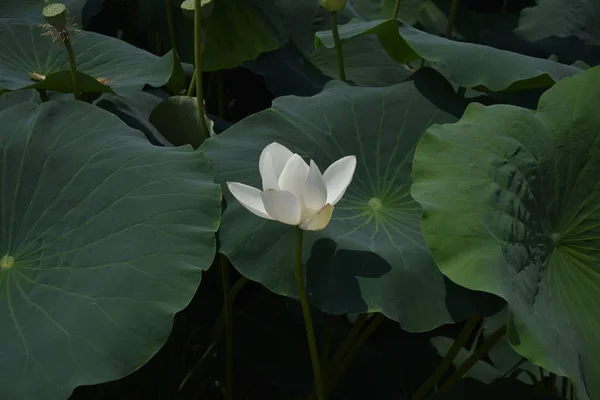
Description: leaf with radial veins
0,100,222,400
411,66,600,400
315,19,583,91
201,70,503,332
0,19,176,96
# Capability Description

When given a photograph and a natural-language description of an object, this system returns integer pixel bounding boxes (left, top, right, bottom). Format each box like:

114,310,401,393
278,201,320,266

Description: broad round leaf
202,74,502,332
411,66,600,400
0,19,176,96
0,100,221,400
315,19,583,91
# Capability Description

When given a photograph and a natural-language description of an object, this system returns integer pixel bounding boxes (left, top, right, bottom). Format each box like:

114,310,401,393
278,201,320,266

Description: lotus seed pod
180,0,214,20
319,0,348,12
42,3,68,31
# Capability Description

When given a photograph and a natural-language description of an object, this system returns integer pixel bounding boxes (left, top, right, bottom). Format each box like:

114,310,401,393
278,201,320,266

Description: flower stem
61,31,80,100
438,324,506,393
220,254,233,400
327,313,384,395
165,0,178,53
392,0,402,18
445,0,460,39
194,0,210,140
37,89,49,102
211,276,248,342
412,315,481,400
307,314,370,400
330,314,368,368
217,71,225,118
179,276,248,391
187,70,196,96
330,12,346,82
294,226,325,400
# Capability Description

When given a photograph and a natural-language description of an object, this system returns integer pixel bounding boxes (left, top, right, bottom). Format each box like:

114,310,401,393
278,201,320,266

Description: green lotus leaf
515,0,600,47
250,0,415,86
201,72,502,332
141,0,281,72
315,19,583,91
150,95,215,148
432,378,563,399
411,66,600,400
0,19,177,96
0,100,221,400
348,0,425,24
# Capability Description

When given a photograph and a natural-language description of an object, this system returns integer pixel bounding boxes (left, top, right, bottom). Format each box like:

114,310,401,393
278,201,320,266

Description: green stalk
330,314,368,368
307,314,369,400
217,71,225,118
412,315,481,400
445,0,460,39
62,31,81,100
319,319,337,383
165,0,178,53
187,70,196,96
330,12,346,81
327,314,385,395
294,226,325,400
392,0,402,18
37,89,49,102
438,324,506,393
211,276,248,342
193,0,210,140
561,376,568,398
220,254,233,400
569,380,574,400
178,341,219,390
179,276,248,391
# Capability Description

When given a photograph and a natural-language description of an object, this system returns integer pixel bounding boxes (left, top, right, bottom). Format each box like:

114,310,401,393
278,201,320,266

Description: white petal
261,189,302,225
323,155,357,206
259,142,294,185
278,154,310,205
299,204,334,231
304,160,327,212
258,152,279,190
227,182,273,220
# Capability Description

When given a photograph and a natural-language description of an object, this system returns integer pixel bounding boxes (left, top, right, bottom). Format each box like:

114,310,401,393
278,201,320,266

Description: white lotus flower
227,142,356,231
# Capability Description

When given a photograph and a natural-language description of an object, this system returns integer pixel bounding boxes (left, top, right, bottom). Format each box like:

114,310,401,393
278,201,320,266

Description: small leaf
150,95,215,148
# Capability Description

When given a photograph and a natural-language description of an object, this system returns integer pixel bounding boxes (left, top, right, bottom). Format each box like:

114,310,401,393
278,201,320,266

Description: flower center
0,254,14,269
368,197,383,211
550,233,561,248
